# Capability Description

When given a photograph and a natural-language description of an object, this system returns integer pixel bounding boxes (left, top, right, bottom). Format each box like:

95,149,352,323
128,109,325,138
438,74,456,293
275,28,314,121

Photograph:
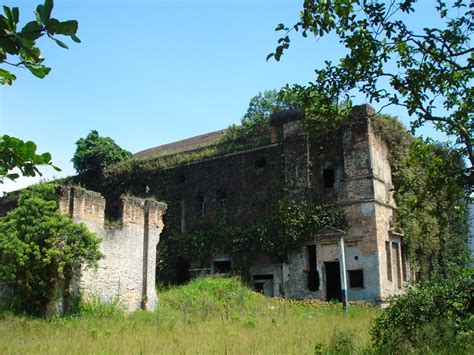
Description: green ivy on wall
157,199,345,283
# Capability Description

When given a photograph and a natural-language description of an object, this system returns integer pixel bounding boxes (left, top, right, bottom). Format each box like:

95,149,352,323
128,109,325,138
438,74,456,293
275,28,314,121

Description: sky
0,0,451,193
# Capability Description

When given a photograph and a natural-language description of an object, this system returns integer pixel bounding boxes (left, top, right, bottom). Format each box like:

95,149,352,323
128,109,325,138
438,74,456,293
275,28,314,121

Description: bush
0,183,103,315
371,267,474,353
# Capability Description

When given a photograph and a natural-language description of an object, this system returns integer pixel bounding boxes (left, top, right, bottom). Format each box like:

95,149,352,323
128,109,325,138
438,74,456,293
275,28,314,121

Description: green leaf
0,69,16,85
25,63,51,78
21,21,43,41
71,34,81,43
46,19,78,36
48,34,68,49
34,10,42,25
266,53,274,61
44,0,54,21
2,6,15,31
61,20,78,36
0,37,18,55
275,23,285,31
36,4,45,24
12,7,19,24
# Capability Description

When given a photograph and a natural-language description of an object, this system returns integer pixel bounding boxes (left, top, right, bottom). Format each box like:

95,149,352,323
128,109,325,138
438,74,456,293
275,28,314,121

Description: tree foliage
270,0,473,184
373,115,469,276
0,183,102,315
72,130,132,180
0,0,80,85
371,266,474,353
220,89,300,145
0,0,80,182
0,135,59,182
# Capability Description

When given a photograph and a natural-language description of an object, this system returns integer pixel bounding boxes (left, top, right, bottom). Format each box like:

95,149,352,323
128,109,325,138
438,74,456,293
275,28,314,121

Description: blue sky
0,0,449,193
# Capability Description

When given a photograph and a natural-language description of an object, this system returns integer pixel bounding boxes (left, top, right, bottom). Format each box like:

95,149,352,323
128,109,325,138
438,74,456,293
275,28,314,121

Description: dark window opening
175,257,190,285
213,260,231,274
253,274,274,280
196,193,205,217
216,189,227,209
254,282,264,294
255,157,267,168
386,241,392,282
393,243,402,288
401,245,407,282
323,168,335,188
307,245,320,291
348,270,364,288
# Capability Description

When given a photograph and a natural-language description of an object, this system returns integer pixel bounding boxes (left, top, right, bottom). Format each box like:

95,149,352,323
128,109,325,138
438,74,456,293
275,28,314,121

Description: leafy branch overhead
0,0,80,84
0,135,59,182
268,0,473,184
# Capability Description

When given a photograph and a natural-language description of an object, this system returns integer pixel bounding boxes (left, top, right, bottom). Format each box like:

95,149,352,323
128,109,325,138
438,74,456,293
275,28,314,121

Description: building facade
103,104,409,304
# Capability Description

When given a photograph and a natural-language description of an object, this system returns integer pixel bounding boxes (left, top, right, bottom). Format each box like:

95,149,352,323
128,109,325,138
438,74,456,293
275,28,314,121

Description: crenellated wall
58,186,167,312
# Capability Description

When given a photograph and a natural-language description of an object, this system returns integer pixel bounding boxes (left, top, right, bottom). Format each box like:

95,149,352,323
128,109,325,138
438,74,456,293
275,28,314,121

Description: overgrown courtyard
0,278,377,354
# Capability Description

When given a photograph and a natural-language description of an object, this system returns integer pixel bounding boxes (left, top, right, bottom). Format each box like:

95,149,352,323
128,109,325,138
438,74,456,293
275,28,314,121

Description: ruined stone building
102,104,410,305
0,104,410,310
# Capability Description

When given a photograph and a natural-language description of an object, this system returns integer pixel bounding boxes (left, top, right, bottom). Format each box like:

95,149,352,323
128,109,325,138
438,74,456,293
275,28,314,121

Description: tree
269,0,473,186
373,115,469,275
72,130,132,180
0,0,80,182
0,183,102,315
220,89,300,144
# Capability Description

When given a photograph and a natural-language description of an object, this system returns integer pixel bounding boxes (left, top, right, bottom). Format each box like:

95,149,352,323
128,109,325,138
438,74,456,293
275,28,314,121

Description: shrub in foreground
0,183,103,315
371,267,473,353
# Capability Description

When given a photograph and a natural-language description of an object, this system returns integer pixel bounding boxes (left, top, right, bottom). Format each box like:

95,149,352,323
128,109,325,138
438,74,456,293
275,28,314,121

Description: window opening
213,260,231,274
393,243,402,288
323,168,335,188
253,282,264,293
348,270,364,288
216,189,227,209
401,245,407,282
196,193,205,217
253,274,274,280
386,241,392,282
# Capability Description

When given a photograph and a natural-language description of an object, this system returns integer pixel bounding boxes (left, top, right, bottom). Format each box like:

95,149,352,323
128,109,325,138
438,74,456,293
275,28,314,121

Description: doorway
325,261,342,301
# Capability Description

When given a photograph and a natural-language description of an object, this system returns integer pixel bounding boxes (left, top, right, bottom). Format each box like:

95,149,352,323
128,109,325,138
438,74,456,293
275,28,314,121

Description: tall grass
0,277,377,354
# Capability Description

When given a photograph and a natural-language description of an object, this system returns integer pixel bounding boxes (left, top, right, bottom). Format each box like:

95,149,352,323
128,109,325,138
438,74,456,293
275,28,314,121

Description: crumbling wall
58,186,167,312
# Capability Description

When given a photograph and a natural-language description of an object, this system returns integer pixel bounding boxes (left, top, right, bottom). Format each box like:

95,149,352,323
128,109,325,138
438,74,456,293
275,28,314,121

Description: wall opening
306,245,320,291
254,282,264,294
253,274,274,297
213,260,231,274
323,168,335,188
175,257,190,285
195,193,205,217
393,243,402,288
401,245,407,282
348,270,364,288
216,189,227,209
385,241,392,282
325,261,342,301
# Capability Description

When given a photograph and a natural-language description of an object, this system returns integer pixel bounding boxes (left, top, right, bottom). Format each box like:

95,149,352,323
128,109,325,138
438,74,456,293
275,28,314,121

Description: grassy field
0,278,379,354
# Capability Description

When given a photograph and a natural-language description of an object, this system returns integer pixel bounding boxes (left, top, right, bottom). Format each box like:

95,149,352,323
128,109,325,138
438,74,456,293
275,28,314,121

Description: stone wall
58,186,167,312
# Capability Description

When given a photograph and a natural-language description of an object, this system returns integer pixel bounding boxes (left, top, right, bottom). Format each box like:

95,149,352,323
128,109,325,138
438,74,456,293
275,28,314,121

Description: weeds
0,277,377,354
